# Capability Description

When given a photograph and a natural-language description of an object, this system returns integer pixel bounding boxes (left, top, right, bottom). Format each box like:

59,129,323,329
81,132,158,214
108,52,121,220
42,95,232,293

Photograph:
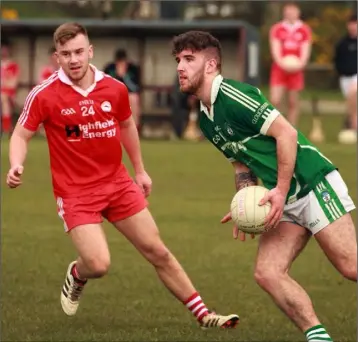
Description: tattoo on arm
235,170,258,191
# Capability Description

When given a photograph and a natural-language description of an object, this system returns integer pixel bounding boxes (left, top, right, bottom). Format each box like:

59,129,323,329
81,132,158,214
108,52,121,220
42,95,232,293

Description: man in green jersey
171,31,356,342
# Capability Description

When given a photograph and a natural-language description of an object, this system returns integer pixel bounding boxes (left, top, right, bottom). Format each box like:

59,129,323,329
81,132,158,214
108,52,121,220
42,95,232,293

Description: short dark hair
115,48,127,61
171,31,222,71
54,22,88,46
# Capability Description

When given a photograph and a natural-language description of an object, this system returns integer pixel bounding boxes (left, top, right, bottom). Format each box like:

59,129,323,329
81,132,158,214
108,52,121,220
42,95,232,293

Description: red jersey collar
58,64,104,85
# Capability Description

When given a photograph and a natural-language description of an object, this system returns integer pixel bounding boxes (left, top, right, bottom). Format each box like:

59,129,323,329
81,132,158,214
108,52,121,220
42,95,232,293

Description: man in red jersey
269,2,312,126
1,38,20,134
38,46,58,83
7,22,238,329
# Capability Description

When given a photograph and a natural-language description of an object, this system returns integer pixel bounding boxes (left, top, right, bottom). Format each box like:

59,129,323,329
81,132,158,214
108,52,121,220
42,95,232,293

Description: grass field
1,114,356,342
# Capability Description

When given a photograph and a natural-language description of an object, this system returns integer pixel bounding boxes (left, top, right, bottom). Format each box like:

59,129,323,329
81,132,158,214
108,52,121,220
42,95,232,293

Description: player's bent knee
254,266,284,291
338,261,357,282
85,255,111,278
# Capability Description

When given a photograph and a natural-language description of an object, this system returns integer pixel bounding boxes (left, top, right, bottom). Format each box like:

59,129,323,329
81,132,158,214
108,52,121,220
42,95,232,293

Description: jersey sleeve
229,87,280,135
116,82,132,121
269,23,281,41
302,24,312,42
17,91,44,131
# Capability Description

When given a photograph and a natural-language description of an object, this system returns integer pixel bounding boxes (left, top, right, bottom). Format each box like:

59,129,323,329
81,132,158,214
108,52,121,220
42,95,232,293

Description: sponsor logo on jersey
101,101,112,112
64,120,117,141
80,120,116,139
221,141,247,153
65,124,81,142
252,102,270,124
61,108,76,116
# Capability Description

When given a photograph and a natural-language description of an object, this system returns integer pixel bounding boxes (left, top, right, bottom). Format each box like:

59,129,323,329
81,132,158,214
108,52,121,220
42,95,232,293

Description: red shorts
1,88,16,98
270,64,304,91
56,178,148,232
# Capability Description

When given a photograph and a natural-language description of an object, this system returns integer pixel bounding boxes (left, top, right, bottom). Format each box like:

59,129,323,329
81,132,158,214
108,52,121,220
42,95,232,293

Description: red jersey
18,66,132,198
270,20,312,59
1,60,20,97
39,65,56,83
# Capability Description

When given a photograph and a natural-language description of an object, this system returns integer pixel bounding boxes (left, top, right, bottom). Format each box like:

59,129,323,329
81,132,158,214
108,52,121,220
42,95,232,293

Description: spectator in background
269,2,312,126
1,38,20,135
104,49,142,132
38,46,58,83
334,14,357,131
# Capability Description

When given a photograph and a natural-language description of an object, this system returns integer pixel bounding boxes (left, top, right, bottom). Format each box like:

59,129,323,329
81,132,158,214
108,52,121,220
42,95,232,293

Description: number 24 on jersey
81,105,95,116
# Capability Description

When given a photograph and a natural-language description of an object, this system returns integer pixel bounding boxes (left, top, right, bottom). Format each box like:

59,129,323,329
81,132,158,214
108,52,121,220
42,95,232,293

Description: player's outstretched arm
119,116,152,197
7,124,35,188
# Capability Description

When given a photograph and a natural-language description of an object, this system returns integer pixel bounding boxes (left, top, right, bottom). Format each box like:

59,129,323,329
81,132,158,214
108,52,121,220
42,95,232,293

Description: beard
179,69,205,95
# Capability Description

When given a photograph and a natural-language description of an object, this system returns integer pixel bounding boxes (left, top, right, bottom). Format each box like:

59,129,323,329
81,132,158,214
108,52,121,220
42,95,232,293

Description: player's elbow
279,124,297,138
284,130,297,145
287,127,298,140
269,118,298,142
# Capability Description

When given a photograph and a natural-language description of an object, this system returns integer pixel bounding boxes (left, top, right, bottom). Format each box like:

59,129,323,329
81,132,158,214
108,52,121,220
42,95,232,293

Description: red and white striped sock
184,292,209,321
71,264,87,283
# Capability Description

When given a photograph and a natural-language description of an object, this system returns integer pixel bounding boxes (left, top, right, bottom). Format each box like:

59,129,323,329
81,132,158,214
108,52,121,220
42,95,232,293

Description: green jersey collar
200,74,223,121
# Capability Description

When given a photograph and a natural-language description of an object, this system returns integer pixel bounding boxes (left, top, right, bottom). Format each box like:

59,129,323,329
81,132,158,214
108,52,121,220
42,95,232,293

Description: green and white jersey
199,75,336,204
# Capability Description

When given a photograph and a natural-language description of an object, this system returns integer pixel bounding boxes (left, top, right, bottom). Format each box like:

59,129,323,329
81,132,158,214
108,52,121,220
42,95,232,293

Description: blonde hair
53,22,88,46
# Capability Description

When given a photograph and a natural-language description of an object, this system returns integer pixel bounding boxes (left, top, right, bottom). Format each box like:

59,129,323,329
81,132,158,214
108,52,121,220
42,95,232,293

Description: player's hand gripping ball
230,186,271,234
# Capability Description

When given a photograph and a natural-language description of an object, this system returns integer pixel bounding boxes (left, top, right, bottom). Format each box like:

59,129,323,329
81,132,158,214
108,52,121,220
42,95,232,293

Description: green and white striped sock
305,324,333,342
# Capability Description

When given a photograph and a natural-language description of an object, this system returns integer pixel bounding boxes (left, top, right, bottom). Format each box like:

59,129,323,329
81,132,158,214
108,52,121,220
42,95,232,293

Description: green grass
1,114,356,342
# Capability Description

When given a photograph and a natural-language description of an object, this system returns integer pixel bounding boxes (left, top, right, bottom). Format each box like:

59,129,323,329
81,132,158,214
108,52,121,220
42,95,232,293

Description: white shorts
339,74,357,97
281,170,355,235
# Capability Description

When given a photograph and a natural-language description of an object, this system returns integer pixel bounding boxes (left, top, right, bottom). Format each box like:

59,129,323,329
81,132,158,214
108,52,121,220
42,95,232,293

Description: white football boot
200,311,240,329
60,261,87,316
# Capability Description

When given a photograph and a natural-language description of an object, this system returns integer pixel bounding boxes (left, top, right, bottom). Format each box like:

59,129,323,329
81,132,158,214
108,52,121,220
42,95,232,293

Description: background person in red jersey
1,38,20,135
6,22,239,330
269,2,312,126
38,46,59,83
37,46,59,137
